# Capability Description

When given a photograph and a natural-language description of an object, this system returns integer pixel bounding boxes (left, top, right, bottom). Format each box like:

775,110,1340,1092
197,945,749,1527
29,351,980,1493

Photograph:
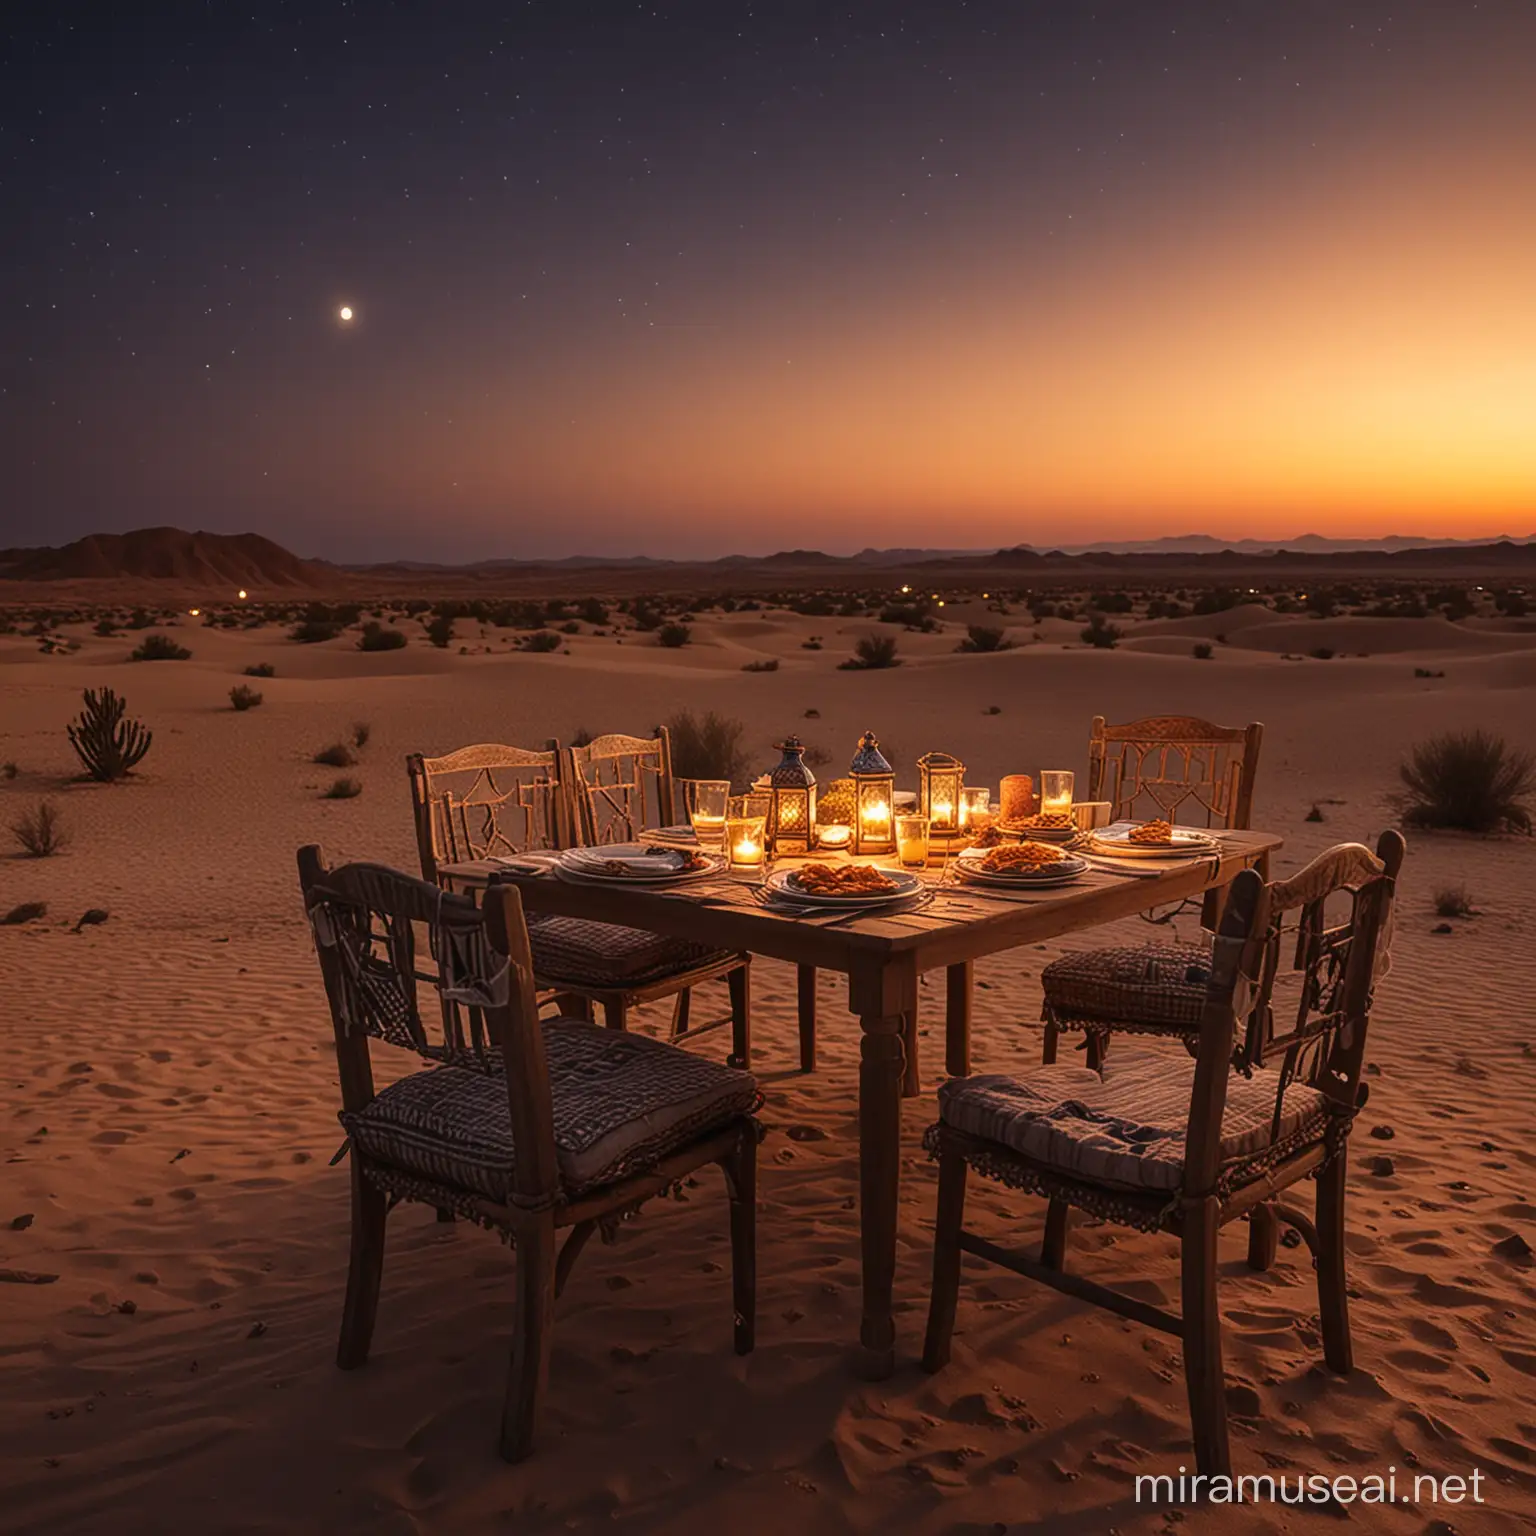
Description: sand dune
3,601,1534,1534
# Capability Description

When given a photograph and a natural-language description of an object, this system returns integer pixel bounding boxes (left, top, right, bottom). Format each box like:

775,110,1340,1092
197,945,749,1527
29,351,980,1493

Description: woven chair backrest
1088,715,1262,829
567,729,675,844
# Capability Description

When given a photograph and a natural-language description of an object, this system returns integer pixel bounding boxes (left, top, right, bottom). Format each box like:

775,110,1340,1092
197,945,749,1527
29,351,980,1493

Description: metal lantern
917,750,966,837
766,736,818,854
849,730,895,856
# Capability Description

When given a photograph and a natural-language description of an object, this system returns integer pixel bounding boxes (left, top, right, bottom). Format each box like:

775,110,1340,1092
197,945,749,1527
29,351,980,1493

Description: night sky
3,1,1533,562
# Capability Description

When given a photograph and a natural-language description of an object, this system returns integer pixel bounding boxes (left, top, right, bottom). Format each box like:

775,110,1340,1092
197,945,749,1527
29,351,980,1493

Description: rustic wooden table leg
850,956,917,1380
945,961,972,1077
796,964,817,1073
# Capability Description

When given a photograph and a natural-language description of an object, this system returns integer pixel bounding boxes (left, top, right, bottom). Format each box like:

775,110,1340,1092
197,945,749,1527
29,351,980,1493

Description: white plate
1090,827,1216,858
992,820,1079,842
556,848,720,883
554,859,719,887
956,852,1089,886
766,867,922,906
956,866,1087,889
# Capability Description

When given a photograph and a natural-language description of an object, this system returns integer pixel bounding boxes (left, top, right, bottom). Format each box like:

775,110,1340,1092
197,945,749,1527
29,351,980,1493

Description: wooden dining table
440,827,1282,1378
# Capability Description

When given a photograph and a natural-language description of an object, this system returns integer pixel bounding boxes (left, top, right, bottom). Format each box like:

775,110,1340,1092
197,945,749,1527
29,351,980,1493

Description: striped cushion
938,1045,1326,1193
1040,942,1212,1029
529,915,731,987
343,1020,757,1199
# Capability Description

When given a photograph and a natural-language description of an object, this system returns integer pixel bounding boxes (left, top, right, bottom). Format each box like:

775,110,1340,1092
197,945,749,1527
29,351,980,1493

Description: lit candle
862,799,890,828
819,823,851,850
1040,770,1075,817
932,797,954,827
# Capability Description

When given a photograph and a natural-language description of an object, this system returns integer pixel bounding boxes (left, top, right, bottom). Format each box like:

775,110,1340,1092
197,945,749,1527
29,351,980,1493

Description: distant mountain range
3,526,1534,590
0,527,325,587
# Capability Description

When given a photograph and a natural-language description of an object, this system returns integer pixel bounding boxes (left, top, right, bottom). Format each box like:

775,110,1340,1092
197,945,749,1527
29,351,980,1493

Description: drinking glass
726,793,771,869
896,813,930,869
684,779,731,849
1039,770,1075,817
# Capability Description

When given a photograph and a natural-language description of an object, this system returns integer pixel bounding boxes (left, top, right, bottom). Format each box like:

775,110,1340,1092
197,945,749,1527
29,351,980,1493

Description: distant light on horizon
338,306,354,323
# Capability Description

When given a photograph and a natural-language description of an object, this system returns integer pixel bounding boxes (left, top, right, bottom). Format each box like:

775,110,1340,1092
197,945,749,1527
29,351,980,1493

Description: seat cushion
1040,942,1212,1030
937,1046,1326,1193
529,914,732,988
343,1020,758,1200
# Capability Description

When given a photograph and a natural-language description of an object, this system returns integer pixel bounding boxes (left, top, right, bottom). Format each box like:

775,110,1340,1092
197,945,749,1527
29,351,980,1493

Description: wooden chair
408,742,752,1066
923,831,1404,1477
1039,716,1265,1070
298,846,759,1462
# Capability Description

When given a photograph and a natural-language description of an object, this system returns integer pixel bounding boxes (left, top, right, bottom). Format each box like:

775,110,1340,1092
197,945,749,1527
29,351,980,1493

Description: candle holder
1040,770,1075,819
959,785,991,834
849,730,896,856
726,793,770,869
917,750,966,841
765,737,818,855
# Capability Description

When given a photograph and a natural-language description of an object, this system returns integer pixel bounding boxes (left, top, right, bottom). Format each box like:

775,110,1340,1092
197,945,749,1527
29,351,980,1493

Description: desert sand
3,595,1535,1534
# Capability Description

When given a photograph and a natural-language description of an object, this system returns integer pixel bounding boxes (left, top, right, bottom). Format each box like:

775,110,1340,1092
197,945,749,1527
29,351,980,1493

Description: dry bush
12,800,67,858
1398,729,1534,834
666,710,749,786
322,776,363,800
313,743,356,768
229,685,263,711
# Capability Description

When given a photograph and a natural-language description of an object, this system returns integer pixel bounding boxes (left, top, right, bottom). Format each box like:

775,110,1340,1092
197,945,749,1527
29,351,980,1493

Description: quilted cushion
938,1045,1326,1193
343,1020,757,1199
1041,942,1212,1029
529,915,732,987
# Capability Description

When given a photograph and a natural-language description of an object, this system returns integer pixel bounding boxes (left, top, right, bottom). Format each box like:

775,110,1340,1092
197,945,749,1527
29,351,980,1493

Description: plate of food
766,865,922,906
557,844,719,882
956,841,1089,886
1089,820,1216,858
994,810,1079,842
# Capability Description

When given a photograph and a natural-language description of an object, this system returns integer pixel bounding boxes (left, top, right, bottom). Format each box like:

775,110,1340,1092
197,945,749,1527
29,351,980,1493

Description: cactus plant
66,687,153,782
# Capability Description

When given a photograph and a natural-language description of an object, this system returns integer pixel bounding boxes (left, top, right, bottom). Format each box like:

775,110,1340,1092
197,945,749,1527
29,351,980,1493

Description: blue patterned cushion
529,915,732,987
343,1020,757,1198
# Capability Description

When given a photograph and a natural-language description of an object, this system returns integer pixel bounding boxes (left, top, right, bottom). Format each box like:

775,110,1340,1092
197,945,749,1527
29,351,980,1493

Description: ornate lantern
917,750,966,838
849,730,895,856
766,737,818,855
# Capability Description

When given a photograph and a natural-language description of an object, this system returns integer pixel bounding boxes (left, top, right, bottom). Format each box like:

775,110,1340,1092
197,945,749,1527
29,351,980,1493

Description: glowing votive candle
727,817,766,868
1040,770,1075,817
818,823,852,849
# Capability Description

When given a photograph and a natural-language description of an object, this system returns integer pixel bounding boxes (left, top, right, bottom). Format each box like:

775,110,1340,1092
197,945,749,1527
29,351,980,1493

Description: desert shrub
351,721,371,749
313,743,356,768
1413,667,1445,679
93,616,118,636
631,601,663,631
245,662,276,678
878,601,931,627
789,594,837,617
570,727,594,748
666,710,749,786
67,687,152,781
839,635,900,671
358,621,408,652
1080,617,1122,649
322,777,363,800
1494,590,1527,617
957,624,1012,654
559,620,581,634
1305,803,1325,822
1310,647,1335,660
1433,884,1474,918
2,761,17,780
290,619,341,644
1193,642,1213,660
229,684,263,711
130,632,191,662
521,630,562,653
3,901,48,925
1397,729,1534,834
657,623,692,648
425,615,455,648
741,659,779,672
578,598,609,625
983,704,1002,715
801,638,822,650
12,800,67,858
1090,590,1134,614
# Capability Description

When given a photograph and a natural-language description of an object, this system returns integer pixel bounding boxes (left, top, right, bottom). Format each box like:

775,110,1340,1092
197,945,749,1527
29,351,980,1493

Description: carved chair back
567,729,676,845
1087,715,1263,829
